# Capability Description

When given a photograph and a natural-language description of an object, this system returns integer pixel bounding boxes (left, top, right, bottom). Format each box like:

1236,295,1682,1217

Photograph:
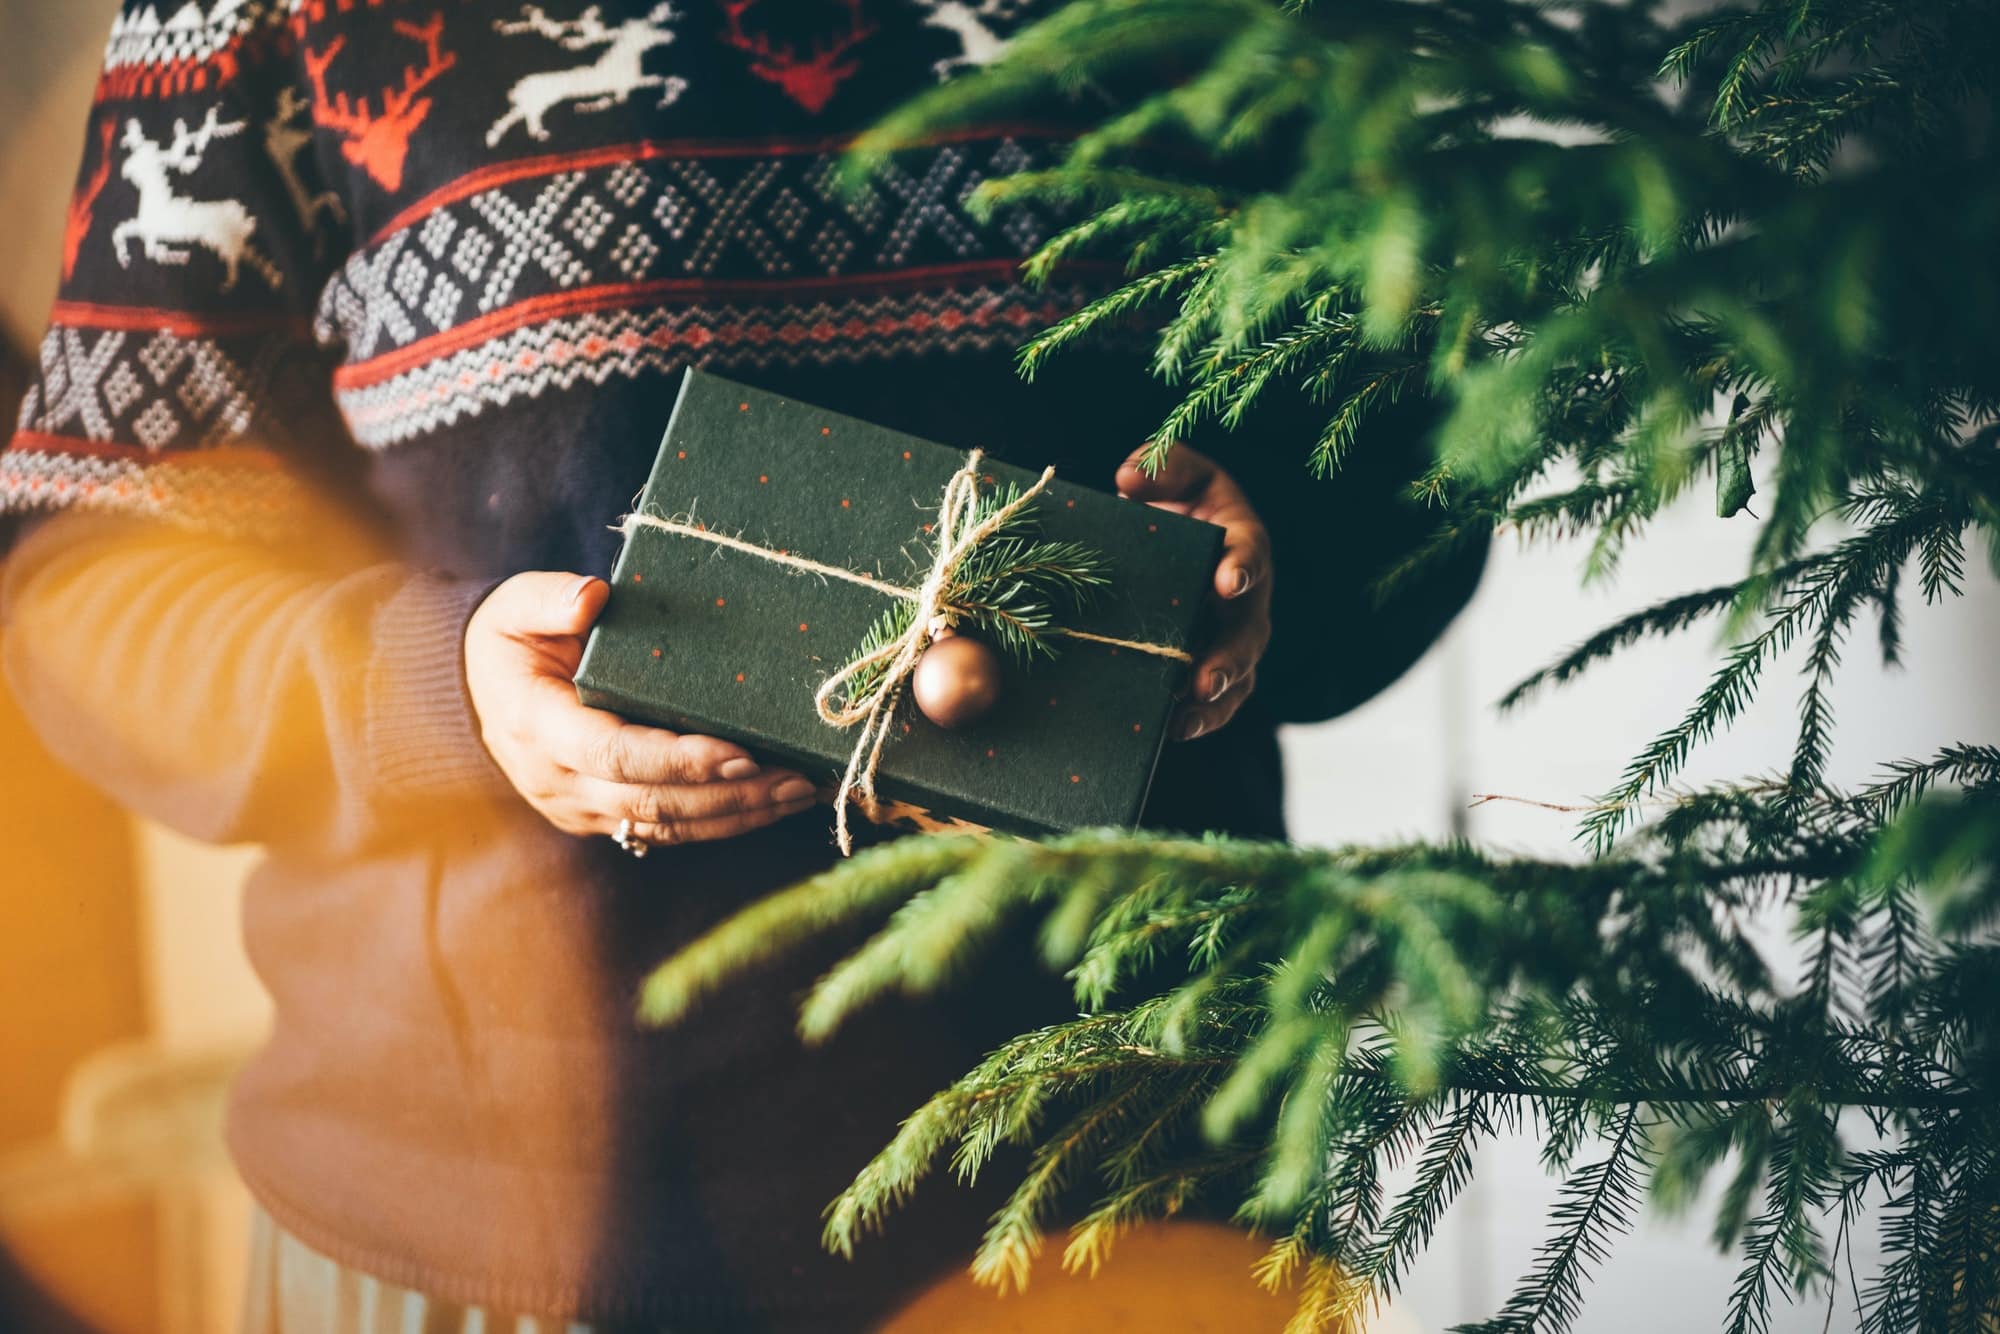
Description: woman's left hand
1116,443,1273,741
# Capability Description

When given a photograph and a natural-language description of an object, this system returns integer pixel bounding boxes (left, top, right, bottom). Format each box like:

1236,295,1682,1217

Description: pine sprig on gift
948,506,1110,662
647,2,2000,1330
832,483,1109,710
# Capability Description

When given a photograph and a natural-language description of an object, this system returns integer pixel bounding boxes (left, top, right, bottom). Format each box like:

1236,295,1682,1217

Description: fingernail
772,778,816,803
1206,672,1230,702
1179,716,1208,741
568,577,594,606
719,758,760,780
1228,567,1251,598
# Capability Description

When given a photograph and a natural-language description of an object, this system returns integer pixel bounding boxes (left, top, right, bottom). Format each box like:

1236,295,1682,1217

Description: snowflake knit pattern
5,0,1110,531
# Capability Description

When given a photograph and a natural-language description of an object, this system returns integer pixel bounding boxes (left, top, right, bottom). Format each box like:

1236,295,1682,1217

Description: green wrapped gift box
575,368,1222,840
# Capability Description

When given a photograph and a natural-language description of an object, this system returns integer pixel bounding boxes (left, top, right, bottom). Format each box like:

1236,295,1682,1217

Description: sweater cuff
365,573,507,801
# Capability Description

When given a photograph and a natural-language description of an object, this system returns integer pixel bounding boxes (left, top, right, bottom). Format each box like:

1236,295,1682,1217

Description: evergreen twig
642,2,2000,1329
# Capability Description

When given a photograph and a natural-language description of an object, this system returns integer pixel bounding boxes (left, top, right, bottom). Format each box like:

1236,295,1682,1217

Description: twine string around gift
619,449,1194,853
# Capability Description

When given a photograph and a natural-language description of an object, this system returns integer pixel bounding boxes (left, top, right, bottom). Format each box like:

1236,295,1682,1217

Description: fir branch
1722,1102,1840,1334
972,1074,1156,1292
636,835,984,1026
1855,746,2000,821
1460,1108,1651,1334
1063,1069,1232,1274
1497,563,1811,713
641,4,2000,1330
1312,363,1428,477
1584,496,1953,848
1346,1093,1492,1323
1018,254,1219,377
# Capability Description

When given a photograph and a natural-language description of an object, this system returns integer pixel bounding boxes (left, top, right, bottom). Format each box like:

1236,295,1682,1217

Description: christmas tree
641,2,2000,1330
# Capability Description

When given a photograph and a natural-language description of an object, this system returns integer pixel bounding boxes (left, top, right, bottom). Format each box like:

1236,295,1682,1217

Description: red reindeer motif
304,13,457,192
718,0,876,115
63,119,118,281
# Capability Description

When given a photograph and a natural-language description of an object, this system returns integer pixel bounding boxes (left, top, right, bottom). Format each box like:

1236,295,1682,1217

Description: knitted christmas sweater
1,0,1484,1326
7,0,1133,528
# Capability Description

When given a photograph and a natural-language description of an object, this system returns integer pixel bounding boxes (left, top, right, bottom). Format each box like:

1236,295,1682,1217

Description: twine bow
620,449,1193,854
809,449,1052,852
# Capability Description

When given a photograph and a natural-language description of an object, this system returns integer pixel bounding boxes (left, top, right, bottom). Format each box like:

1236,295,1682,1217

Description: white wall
1281,483,2000,1332
0,0,110,351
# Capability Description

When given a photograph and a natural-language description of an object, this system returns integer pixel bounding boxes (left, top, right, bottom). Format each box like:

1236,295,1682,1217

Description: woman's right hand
464,572,820,846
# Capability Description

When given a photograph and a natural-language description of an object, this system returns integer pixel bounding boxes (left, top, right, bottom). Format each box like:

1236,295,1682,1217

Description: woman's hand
1116,444,1274,741
465,572,819,845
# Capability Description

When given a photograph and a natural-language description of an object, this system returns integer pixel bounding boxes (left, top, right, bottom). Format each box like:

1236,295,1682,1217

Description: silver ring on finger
613,817,652,859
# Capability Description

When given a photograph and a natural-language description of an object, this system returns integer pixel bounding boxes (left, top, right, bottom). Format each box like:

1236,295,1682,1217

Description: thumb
1116,441,1212,501
480,571,610,640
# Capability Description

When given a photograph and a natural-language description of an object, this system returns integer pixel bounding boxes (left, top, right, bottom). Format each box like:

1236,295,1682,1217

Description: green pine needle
642,2,2000,1329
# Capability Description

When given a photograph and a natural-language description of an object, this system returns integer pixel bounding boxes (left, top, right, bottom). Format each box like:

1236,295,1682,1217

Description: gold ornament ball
912,632,1004,729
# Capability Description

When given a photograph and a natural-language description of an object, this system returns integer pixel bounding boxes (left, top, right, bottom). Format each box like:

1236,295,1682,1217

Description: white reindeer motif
113,108,281,292
266,86,345,241
487,3,689,148
914,0,1032,81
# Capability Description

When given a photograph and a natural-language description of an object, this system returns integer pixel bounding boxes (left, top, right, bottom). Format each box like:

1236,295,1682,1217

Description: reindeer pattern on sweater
6,0,1102,524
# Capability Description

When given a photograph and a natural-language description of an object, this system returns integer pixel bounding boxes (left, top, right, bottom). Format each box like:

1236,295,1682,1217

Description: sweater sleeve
1,511,510,854
3,1,354,539
0,8,513,851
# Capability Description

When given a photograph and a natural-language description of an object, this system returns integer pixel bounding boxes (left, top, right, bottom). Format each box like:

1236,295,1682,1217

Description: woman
1,2,1481,1329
